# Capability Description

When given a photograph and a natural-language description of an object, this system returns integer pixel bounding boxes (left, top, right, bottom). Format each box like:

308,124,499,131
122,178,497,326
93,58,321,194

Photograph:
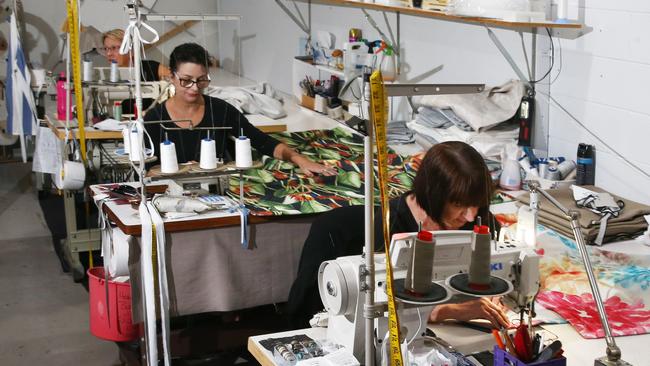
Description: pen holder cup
494,346,566,366
301,95,315,110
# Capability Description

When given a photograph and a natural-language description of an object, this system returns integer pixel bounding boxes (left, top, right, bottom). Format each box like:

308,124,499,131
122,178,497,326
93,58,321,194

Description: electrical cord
530,28,554,84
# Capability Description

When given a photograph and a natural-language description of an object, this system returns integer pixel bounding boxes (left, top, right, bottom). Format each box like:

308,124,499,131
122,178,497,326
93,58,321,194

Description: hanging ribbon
120,15,159,56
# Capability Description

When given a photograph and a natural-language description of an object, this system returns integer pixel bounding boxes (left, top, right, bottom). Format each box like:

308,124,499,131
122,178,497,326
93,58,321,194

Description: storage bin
493,346,566,366
88,267,138,342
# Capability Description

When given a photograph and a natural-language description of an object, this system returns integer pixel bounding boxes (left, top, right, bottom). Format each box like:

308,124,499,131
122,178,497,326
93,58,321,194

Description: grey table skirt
128,216,315,322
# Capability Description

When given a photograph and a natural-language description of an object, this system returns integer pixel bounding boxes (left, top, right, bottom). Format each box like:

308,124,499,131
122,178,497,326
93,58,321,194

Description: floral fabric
534,226,650,338
227,128,423,216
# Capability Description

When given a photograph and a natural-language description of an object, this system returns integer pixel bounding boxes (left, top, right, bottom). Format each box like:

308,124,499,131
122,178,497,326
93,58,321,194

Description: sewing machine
317,230,540,363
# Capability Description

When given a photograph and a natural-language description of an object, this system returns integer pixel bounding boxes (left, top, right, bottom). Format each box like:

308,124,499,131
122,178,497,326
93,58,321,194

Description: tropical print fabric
534,226,650,338
227,127,423,216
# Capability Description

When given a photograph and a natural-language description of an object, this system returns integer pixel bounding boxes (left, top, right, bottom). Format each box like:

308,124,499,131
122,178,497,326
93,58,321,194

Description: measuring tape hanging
65,0,87,164
370,70,404,366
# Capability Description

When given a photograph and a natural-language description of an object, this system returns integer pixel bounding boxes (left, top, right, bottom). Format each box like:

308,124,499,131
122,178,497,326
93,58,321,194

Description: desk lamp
527,181,632,366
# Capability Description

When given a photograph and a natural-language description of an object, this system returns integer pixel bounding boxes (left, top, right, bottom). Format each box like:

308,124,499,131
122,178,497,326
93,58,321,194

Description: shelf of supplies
295,0,583,29
296,58,345,78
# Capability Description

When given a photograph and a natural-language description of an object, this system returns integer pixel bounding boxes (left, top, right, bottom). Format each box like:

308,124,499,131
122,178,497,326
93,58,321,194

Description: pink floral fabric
533,226,650,339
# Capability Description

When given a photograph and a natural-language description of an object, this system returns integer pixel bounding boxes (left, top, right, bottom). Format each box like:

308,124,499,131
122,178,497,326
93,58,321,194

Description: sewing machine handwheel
393,279,450,305
446,273,512,297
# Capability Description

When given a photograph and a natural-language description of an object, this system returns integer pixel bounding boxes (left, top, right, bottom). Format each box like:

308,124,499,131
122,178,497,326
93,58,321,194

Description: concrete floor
0,162,120,366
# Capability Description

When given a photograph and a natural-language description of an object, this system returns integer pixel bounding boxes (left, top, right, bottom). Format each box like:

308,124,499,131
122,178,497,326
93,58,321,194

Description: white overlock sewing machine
317,228,540,363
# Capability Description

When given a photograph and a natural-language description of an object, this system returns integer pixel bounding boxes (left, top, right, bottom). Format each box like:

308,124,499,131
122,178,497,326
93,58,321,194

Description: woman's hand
429,297,511,329
273,143,337,177
291,155,338,177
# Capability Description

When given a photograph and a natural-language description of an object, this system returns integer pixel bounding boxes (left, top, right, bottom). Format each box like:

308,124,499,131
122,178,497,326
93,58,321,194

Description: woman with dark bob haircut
287,141,509,329
144,43,335,175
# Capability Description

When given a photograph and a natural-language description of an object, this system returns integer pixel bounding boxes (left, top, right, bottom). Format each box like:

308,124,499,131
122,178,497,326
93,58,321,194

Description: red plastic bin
494,346,566,366
88,267,138,342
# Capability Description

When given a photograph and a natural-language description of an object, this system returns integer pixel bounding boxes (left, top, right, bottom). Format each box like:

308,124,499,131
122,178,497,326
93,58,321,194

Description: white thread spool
129,127,142,162
83,59,93,82
110,60,119,82
122,127,131,154
235,136,253,168
199,138,217,170
160,140,179,174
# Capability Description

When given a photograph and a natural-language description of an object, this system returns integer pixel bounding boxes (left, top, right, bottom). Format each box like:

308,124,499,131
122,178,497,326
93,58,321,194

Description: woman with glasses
101,29,171,81
144,43,336,175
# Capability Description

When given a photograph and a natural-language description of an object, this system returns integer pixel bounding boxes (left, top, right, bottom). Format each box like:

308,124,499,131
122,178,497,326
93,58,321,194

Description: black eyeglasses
174,73,211,88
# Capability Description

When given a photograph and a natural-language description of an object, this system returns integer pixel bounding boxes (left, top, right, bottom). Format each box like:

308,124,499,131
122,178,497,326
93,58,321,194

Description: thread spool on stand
447,219,512,296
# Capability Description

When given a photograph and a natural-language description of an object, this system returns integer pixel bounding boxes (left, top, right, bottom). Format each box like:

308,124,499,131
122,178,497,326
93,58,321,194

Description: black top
143,95,281,163
141,60,160,81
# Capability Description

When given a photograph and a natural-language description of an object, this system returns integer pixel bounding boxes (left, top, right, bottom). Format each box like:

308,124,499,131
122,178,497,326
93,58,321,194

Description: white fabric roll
160,141,179,174
53,161,86,190
235,136,253,168
199,138,217,169
108,227,131,277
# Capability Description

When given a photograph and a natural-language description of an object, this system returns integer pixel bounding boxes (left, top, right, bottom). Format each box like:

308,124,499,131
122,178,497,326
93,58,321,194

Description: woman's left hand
292,155,338,177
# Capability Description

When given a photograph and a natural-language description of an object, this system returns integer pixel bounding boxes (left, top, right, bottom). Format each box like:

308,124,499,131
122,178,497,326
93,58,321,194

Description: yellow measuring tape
369,70,403,366
66,0,87,164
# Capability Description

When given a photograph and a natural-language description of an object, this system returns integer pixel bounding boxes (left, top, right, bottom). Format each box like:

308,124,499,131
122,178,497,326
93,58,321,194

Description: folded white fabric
93,118,123,131
205,82,287,119
413,79,525,131
151,194,211,214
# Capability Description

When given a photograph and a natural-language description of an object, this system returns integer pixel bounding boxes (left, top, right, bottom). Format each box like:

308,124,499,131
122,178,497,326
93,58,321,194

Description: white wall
547,0,650,203
218,0,650,204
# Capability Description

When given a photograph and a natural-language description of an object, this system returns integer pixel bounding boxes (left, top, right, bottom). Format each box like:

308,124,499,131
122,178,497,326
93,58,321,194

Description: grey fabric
517,185,650,244
129,217,314,322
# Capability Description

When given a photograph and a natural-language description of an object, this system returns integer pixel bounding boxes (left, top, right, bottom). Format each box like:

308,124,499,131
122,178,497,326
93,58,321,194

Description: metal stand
528,181,632,366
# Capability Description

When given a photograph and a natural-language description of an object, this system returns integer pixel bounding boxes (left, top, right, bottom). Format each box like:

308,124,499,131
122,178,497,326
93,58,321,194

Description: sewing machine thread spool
235,136,253,168
545,166,561,181
110,60,119,83
468,224,492,290
121,127,131,153
199,138,217,170
113,101,122,121
160,140,179,174
83,58,93,82
405,231,436,295
537,159,549,178
129,127,142,162
556,159,576,180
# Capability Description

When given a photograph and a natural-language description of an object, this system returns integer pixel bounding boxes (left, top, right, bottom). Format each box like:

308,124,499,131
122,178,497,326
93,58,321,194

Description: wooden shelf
296,0,583,29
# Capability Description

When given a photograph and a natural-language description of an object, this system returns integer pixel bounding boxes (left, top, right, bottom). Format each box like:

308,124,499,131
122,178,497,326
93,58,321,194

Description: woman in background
100,28,170,81
144,43,334,175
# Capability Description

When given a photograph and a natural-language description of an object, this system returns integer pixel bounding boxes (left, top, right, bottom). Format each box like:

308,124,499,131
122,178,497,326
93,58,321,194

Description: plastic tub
88,267,138,342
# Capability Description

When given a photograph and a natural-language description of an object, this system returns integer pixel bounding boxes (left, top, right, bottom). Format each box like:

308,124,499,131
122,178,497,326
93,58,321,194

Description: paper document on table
32,126,63,174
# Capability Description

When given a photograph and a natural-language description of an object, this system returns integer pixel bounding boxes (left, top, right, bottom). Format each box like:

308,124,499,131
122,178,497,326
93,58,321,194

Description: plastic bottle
379,47,396,82
500,144,522,190
576,143,595,185
56,72,67,121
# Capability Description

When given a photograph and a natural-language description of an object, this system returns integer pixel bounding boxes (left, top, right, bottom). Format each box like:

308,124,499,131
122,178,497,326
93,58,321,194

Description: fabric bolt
144,95,280,164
